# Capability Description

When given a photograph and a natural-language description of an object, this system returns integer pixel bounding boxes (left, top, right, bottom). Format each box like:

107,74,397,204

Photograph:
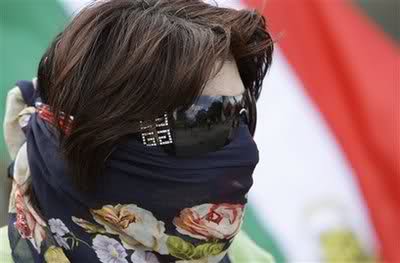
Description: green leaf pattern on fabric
166,236,225,261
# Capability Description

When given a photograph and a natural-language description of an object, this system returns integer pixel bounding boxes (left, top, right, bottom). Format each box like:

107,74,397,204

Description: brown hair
37,0,273,191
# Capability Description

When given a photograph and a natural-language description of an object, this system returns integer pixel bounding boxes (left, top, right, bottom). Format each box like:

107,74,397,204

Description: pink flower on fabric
173,203,244,240
14,187,47,253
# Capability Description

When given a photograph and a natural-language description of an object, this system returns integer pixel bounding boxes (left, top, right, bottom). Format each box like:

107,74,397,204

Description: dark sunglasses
138,88,257,156
36,89,257,157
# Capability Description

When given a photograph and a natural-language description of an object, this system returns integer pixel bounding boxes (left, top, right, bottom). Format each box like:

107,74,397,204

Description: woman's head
38,0,273,190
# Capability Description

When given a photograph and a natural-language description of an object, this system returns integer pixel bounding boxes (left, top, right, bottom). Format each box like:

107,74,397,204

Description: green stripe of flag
243,205,286,263
0,0,68,154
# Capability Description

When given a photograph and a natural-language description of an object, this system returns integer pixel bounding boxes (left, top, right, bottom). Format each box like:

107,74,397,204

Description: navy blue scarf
9,80,259,263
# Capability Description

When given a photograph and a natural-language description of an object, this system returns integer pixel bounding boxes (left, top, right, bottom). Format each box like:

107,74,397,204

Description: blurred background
0,0,398,262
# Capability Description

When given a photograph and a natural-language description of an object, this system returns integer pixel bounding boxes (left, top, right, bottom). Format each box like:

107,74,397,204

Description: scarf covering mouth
6,80,259,263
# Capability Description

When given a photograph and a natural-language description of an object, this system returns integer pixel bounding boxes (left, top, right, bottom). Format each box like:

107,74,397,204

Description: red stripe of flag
243,0,399,261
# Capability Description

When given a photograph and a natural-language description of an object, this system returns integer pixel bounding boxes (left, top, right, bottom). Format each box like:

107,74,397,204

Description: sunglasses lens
170,95,244,156
138,92,256,157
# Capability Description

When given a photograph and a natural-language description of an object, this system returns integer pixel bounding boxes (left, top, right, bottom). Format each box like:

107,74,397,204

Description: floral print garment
5,80,259,263
43,203,243,263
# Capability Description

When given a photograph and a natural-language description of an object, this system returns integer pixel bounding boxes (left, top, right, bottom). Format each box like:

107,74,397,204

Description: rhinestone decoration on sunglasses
139,113,173,146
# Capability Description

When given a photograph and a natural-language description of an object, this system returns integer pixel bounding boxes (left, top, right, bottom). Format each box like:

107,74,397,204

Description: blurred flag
1,0,398,262
240,0,399,262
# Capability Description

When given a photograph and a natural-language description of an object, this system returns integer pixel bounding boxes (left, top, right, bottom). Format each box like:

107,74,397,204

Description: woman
4,0,273,262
